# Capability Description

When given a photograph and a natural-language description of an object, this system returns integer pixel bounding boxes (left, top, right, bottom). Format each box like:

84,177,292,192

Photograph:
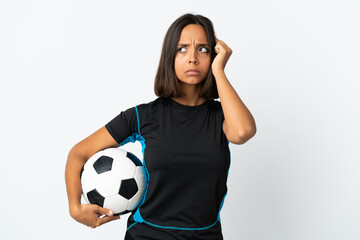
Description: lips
186,69,200,75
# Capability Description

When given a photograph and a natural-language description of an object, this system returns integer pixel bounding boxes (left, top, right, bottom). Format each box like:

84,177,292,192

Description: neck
172,82,206,106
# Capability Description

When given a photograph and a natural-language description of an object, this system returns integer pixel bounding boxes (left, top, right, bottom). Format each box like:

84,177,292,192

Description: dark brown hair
154,13,218,100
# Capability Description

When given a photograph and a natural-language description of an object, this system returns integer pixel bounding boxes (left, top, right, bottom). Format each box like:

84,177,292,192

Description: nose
188,49,198,64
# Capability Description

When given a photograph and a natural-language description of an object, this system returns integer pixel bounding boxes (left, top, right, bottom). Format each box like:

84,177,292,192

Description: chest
140,108,229,173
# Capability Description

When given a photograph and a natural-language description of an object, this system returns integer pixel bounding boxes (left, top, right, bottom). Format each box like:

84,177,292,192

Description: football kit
105,97,231,240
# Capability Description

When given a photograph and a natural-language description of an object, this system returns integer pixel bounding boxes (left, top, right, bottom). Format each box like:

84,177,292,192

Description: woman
65,13,256,239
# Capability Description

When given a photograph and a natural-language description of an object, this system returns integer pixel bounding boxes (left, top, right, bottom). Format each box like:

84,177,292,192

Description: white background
1,0,359,239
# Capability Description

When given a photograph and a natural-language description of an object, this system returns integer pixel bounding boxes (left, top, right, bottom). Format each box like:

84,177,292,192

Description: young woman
65,13,256,240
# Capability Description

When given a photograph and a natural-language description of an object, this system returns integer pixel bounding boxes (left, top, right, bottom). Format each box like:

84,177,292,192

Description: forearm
214,70,256,139
65,147,87,216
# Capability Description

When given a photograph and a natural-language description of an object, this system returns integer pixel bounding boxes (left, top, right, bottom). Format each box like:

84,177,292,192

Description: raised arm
211,37,256,144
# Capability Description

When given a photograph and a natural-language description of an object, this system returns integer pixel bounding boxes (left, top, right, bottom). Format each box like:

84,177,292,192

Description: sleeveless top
105,97,231,240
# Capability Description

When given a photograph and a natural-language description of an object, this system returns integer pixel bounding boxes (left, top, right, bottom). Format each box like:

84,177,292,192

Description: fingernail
109,210,113,216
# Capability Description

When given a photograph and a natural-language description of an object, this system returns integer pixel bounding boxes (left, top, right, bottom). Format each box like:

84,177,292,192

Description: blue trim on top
119,133,139,146
217,139,231,222
217,193,227,222
128,106,150,228
142,218,219,231
127,222,138,231
135,106,141,135
133,208,144,223
118,106,149,231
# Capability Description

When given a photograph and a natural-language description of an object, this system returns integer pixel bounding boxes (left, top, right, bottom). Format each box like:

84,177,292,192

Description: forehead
178,24,208,43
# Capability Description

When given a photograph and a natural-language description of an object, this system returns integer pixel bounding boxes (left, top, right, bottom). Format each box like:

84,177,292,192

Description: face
174,24,211,85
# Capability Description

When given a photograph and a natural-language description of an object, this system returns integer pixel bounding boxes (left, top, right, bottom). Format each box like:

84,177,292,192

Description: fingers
99,215,121,225
89,215,121,229
217,39,231,50
213,34,230,49
214,38,232,56
88,213,121,229
73,204,120,229
94,205,114,216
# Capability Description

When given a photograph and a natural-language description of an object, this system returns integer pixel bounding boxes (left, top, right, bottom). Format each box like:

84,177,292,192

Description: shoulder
206,99,225,122
208,99,223,112
137,97,166,108
136,98,166,111
209,99,221,107
137,97,179,111
135,98,168,119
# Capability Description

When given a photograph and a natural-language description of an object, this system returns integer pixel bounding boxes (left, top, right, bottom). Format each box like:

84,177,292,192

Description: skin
172,24,256,144
173,24,211,106
65,22,256,229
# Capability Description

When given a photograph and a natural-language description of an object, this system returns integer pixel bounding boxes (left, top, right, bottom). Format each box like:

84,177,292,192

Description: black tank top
105,97,231,240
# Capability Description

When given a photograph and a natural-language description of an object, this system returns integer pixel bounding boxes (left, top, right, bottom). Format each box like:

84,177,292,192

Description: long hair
154,13,218,100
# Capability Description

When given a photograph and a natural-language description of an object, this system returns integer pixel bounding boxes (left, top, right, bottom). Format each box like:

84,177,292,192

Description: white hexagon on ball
104,194,128,213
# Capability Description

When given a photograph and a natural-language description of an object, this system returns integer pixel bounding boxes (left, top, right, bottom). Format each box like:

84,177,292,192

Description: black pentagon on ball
119,178,138,199
87,189,105,207
93,156,113,174
126,152,142,166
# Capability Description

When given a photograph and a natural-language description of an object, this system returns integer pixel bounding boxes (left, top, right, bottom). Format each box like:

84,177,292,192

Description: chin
179,77,206,85
180,81,204,85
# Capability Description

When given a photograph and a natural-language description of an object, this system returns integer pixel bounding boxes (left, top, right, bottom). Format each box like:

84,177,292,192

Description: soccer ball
80,148,147,215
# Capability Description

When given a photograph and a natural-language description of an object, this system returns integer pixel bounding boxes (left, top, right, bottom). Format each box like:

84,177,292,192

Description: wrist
212,68,226,79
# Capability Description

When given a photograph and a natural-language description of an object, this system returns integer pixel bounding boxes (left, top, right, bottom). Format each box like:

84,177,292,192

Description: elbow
66,143,89,168
229,126,257,145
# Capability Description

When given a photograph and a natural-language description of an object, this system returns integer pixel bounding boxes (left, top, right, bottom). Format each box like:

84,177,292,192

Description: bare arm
214,70,257,144
212,37,256,144
65,126,121,228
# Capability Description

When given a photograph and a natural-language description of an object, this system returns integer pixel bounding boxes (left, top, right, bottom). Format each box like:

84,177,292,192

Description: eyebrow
177,43,209,47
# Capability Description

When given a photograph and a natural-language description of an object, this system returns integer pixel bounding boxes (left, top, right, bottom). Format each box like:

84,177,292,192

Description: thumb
95,206,114,216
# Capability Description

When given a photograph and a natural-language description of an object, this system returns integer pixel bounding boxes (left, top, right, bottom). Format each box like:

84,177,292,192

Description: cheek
175,54,186,63
200,54,211,63
201,57,211,71
174,57,185,72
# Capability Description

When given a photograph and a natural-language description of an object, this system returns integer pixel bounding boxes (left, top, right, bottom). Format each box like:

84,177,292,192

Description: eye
177,47,186,52
199,47,209,53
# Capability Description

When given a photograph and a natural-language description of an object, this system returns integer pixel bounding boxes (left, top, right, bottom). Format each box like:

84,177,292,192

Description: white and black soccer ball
80,148,147,215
